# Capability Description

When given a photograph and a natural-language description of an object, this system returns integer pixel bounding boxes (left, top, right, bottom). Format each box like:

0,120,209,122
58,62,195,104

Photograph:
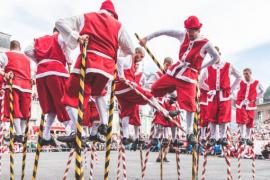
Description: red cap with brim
100,0,118,20
184,16,202,29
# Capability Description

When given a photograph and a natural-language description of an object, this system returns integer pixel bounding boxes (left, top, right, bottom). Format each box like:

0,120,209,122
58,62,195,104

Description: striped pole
75,40,88,180
116,144,122,180
8,79,15,180
63,149,75,180
104,64,117,180
89,143,96,180
175,128,181,180
135,33,165,74
192,84,200,180
201,127,211,180
251,130,255,180
31,113,45,180
222,126,232,180
141,122,155,179
21,119,30,180
237,129,245,180
0,93,5,179
83,148,88,170
139,129,144,174
119,120,127,180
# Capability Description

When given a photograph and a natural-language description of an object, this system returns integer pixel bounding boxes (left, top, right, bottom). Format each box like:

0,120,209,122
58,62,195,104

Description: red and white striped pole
0,93,5,178
251,129,255,180
201,127,211,180
62,149,75,180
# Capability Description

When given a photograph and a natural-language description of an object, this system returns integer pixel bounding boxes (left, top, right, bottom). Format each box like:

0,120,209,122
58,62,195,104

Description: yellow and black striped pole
8,79,15,180
21,119,29,180
135,33,165,74
75,40,88,180
31,113,45,180
192,84,200,180
104,64,117,180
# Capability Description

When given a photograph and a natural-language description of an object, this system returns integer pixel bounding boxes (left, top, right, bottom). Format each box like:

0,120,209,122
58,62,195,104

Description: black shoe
156,157,161,162
57,132,76,143
169,110,181,118
173,139,184,147
216,138,222,145
246,139,254,146
239,138,246,145
131,142,137,151
163,157,170,162
14,135,23,143
89,133,105,143
98,124,108,136
187,134,196,145
206,138,216,148
151,138,159,146
220,138,228,146
39,137,57,147
4,136,10,142
122,137,132,145
162,138,169,146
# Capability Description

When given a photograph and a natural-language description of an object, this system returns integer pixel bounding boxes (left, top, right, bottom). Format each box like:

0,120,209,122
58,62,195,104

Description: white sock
200,127,206,140
186,112,194,134
88,127,92,135
20,120,26,134
94,96,108,125
150,97,169,117
65,106,78,135
90,124,99,136
171,127,177,141
134,126,140,139
82,126,89,137
163,127,169,139
43,112,56,140
209,122,217,139
122,116,130,138
14,118,22,136
238,124,246,138
153,125,162,139
246,127,252,139
220,123,228,138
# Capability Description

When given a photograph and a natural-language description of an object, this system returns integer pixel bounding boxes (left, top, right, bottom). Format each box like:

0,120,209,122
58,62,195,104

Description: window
257,111,263,121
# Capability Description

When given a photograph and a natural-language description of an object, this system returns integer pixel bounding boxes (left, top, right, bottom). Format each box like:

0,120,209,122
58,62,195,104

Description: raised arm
230,64,242,91
55,15,84,50
201,42,220,69
257,82,265,98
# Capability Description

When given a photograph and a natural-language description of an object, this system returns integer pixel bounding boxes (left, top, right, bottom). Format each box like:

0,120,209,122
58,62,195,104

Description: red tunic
73,12,122,79
207,62,232,102
34,33,69,78
167,33,209,84
236,80,259,110
4,51,31,93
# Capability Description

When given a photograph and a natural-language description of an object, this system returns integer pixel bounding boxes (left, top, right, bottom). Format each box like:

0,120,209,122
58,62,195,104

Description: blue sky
0,0,269,87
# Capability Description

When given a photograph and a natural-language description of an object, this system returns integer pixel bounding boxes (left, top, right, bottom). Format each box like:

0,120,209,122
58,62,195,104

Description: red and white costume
82,98,100,127
116,56,153,124
0,51,32,120
201,61,242,124
235,79,264,128
147,30,219,113
200,61,241,139
24,33,71,122
55,6,134,133
145,28,219,135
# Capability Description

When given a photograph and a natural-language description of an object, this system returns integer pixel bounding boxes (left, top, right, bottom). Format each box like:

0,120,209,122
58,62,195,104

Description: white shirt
117,55,133,79
55,10,135,56
145,29,220,69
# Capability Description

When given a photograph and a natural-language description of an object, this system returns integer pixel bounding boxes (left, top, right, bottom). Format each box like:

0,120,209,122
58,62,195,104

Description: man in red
116,47,179,145
140,16,220,144
200,47,242,147
0,40,32,143
55,0,135,142
235,68,264,146
25,28,72,146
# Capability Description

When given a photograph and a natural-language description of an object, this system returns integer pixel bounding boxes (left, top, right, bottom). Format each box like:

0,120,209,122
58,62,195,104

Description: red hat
184,16,202,29
100,0,118,20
